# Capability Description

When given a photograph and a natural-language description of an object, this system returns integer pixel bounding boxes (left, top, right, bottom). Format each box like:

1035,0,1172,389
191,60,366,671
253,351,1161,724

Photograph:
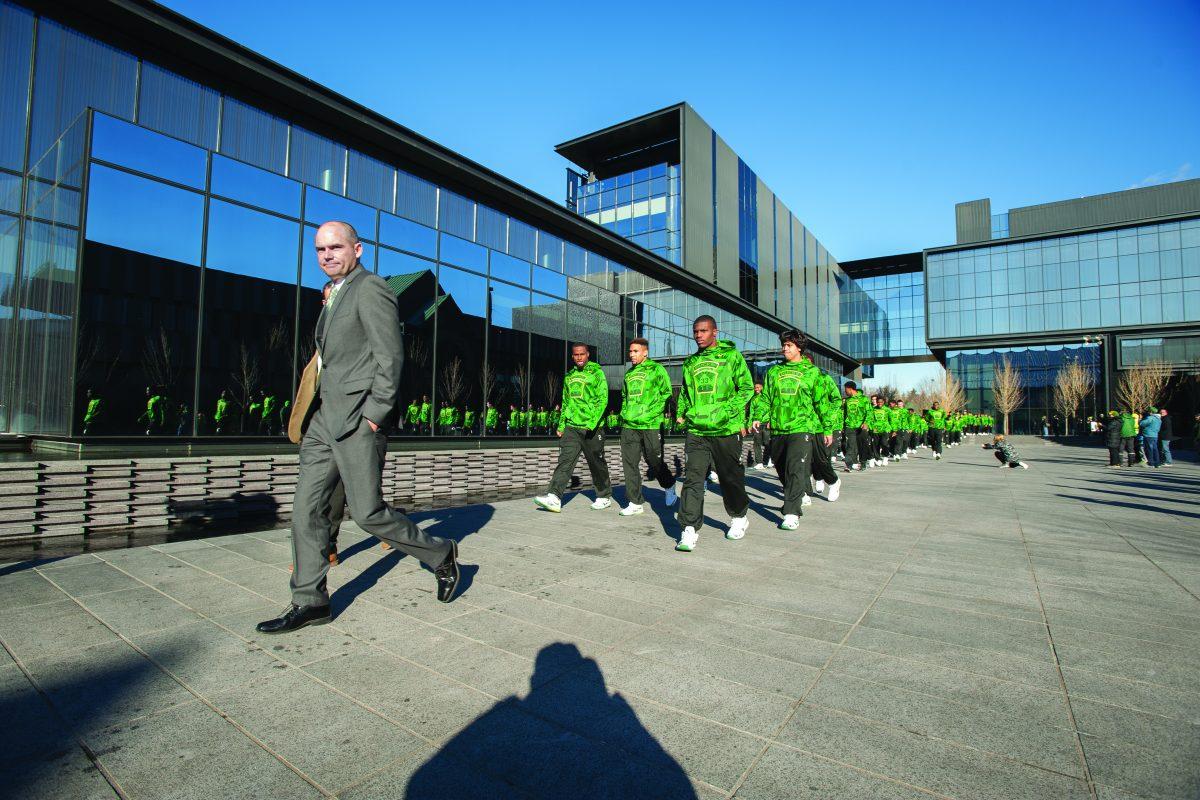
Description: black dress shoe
435,541,460,603
256,604,332,634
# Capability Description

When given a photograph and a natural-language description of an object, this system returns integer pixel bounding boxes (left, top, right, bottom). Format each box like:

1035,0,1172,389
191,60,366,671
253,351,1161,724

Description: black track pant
842,428,863,469
752,427,771,465
620,427,675,505
770,433,813,516
931,428,943,455
1120,436,1139,466
871,431,888,461
679,433,748,530
548,426,611,499
810,434,840,488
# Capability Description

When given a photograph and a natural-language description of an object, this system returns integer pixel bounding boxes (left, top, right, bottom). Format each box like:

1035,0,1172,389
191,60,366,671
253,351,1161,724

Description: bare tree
479,363,496,404
1053,360,1095,436
141,327,176,393
439,356,466,408
514,362,530,408
992,357,1025,435
541,370,562,407
868,383,902,404
230,343,261,433
1115,359,1173,414
937,370,968,415
406,334,431,371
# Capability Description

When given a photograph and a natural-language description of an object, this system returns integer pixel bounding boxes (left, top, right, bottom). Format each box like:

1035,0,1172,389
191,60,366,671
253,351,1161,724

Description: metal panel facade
715,135,740,292
755,176,774,313
955,198,991,243
1010,178,1200,238
681,105,714,282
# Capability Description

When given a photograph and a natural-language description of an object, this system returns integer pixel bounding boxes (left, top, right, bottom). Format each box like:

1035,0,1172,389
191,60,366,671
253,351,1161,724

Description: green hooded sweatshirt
1119,412,1138,437
844,393,871,428
867,405,891,433
749,390,771,426
676,340,754,436
559,360,608,432
925,408,947,429
752,358,841,435
621,359,672,429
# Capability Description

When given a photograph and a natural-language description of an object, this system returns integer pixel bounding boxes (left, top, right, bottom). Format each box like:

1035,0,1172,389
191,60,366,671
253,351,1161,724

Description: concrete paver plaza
1,436,1198,799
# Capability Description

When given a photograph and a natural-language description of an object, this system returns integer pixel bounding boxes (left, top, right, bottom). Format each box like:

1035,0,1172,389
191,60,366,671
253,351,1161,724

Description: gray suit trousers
290,406,452,607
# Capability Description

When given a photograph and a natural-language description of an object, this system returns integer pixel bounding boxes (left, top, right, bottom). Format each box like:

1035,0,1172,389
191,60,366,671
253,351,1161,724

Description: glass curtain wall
574,163,681,265
841,271,929,360
928,219,1200,341
945,342,1101,434
4,3,787,437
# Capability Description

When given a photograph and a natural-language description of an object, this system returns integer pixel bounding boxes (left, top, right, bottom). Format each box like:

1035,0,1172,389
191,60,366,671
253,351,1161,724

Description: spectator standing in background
1139,408,1161,468
1158,408,1175,467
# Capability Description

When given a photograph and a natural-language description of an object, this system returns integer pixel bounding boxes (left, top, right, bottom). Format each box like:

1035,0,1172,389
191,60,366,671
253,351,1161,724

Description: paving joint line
1010,475,1099,800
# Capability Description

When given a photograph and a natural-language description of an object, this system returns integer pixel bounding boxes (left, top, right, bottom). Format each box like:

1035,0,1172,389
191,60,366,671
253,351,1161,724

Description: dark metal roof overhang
554,105,683,178
839,252,923,279
24,0,856,371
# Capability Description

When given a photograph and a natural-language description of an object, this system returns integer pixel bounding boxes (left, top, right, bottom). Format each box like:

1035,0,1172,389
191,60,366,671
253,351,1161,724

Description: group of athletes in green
533,314,995,552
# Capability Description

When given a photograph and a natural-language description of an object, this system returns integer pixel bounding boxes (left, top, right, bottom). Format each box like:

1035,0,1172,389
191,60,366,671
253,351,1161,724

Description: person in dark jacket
1158,408,1175,467
1103,410,1123,467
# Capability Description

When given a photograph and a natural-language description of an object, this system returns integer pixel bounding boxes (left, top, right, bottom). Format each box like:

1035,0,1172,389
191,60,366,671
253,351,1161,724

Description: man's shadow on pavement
330,504,493,617
405,642,697,799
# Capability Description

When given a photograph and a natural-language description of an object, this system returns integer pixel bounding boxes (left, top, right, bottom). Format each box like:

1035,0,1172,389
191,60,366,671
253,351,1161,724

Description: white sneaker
708,471,719,482
726,515,749,540
815,480,826,493
619,503,644,516
591,497,613,510
901,453,908,460
664,486,678,506
851,464,861,471
826,480,841,503
766,460,774,468
1019,462,1029,470
677,526,698,552
753,463,765,470
801,494,813,507
779,514,800,531
934,453,941,460
534,493,561,512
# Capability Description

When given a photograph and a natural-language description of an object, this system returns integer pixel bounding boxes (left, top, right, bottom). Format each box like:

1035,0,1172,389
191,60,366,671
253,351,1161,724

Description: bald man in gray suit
258,221,461,634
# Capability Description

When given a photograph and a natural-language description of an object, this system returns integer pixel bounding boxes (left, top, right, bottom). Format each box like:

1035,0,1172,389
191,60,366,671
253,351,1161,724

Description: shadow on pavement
330,504,494,616
1055,493,1200,520
405,642,696,799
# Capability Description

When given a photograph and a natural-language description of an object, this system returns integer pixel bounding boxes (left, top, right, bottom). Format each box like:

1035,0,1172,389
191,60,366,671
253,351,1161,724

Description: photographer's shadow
405,643,696,799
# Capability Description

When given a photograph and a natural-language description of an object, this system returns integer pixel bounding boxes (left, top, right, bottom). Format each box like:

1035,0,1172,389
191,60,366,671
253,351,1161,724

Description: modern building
926,180,1200,433
556,104,851,364
0,0,860,441
837,251,930,374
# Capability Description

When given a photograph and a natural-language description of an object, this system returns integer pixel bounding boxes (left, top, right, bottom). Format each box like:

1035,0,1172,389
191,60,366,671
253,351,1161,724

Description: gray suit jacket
315,265,403,439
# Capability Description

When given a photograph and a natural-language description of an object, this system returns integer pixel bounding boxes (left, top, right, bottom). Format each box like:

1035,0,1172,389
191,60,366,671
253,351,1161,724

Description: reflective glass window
438,190,474,240
378,247,433,278
137,63,219,150
537,232,562,271
86,164,203,265
396,170,437,227
532,265,567,298
304,187,375,239
30,20,137,160
289,126,345,192
439,233,486,273
211,154,301,217
0,2,34,171
219,98,287,175
346,150,393,211
508,218,536,262
490,251,529,287
91,114,207,188
475,205,506,251
206,199,299,285
379,212,436,258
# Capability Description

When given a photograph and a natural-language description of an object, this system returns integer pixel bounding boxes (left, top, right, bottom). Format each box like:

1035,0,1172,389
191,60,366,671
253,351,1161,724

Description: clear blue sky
161,0,1199,262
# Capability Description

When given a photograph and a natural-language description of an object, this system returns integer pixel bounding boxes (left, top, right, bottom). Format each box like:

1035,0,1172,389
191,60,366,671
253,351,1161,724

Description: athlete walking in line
534,344,613,513
674,315,754,552
618,338,678,516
